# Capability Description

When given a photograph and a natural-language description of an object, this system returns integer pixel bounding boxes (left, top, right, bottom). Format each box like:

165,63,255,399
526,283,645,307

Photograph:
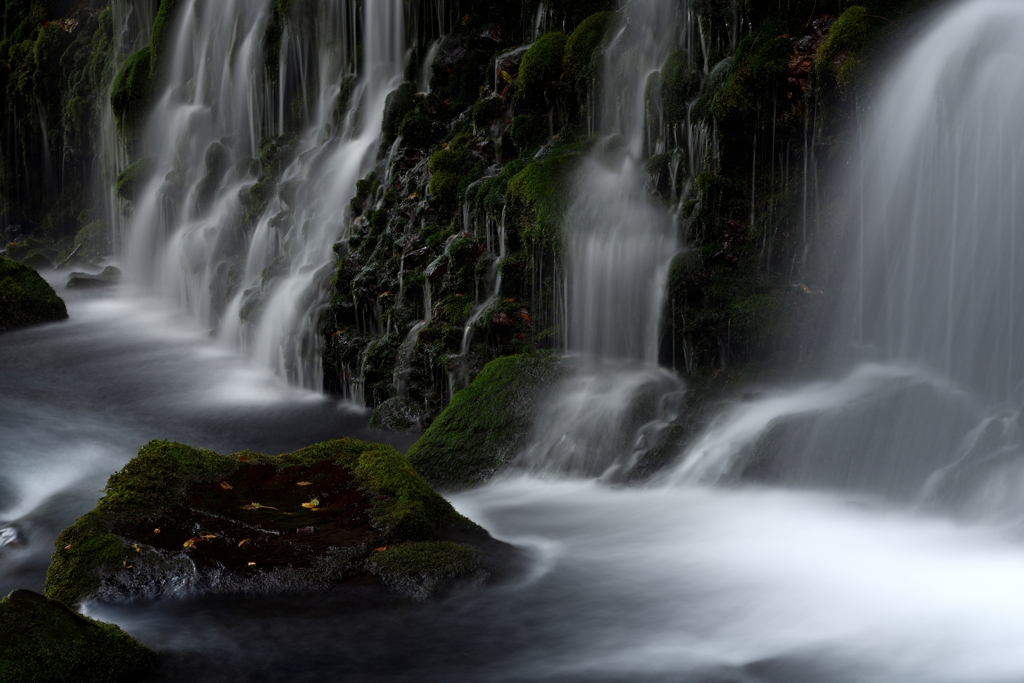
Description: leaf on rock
220,481,232,489
301,498,320,509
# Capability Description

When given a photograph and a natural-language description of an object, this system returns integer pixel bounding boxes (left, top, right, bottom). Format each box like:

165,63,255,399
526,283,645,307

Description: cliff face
0,0,930,421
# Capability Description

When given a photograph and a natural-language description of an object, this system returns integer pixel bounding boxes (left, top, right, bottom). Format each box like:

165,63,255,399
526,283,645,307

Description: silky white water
119,0,402,389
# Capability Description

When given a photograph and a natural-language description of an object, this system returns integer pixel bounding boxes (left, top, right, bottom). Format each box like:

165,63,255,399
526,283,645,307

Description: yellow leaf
242,501,277,510
202,534,217,539
153,528,161,534
132,544,140,553
301,498,320,509
296,481,312,486
500,69,513,83
183,538,200,549
238,539,250,547
247,562,256,567
220,481,232,489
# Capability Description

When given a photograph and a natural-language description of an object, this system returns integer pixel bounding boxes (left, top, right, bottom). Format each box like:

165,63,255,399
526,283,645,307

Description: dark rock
66,266,122,289
0,589,155,683
369,396,424,433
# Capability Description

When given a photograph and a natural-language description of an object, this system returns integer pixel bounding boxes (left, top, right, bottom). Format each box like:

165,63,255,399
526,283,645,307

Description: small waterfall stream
668,0,1024,523
118,0,403,389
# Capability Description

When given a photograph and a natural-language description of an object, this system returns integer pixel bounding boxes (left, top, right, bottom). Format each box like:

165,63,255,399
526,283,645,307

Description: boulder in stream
45,438,507,606
0,589,155,683
407,352,565,490
0,255,68,332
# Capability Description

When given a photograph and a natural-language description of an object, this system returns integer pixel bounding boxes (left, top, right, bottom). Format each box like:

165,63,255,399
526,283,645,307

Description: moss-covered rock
0,256,68,332
109,47,152,142
365,541,482,602
659,50,701,125
45,438,500,607
0,589,155,683
114,157,157,202
407,353,566,490
815,6,869,92
512,32,568,115
563,11,615,107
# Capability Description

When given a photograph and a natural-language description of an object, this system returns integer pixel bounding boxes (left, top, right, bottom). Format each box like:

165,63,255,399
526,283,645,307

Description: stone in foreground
0,255,67,332
45,439,504,606
0,589,155,683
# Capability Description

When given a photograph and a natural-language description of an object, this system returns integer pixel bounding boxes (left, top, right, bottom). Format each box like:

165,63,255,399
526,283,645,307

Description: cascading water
515,0,693,477
118,0,403,389
669,0,1024,520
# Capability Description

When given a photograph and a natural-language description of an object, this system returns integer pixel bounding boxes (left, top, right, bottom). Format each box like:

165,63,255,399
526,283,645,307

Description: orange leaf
63,544,72,552
247,562,256,567
238,539,250,547
374,546,388,553
220,481,232,489
153,528,161,534
296,481,312,486
201,534,217,539
132,544,140,553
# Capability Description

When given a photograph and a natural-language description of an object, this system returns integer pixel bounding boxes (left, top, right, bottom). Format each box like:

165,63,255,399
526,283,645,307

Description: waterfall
515,0,691,477
116,0,403,389
669,0,1024,520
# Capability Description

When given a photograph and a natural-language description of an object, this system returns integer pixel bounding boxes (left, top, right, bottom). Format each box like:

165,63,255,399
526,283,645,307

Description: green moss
0,256,68,332
512,31,567,115
563,11,614,104
659,50,700,125
71,221,110,262
109,47,152,141
407,352,565,489
381,82,418,151
149,0,182,82
505,152,582,252
816,6,869,91
428,134,486,212
114,157,157,201
0,590,155,683
365,541,481,601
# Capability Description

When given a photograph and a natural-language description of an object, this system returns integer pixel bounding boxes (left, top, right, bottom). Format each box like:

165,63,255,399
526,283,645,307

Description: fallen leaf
242,501,277,511
132,544,140,553
63,544,72,552
247,562,256,567
301,498,320,509
201,534,217,539
153,528,161,534
374,546,388,553
220,481,232,490
500,69,513,83
461,13,469,24
296,481,312,486
183,538,202,549
237,456,248,462
238,539,250,547
408,192,418,200
520,311,531,322
123,561,133,569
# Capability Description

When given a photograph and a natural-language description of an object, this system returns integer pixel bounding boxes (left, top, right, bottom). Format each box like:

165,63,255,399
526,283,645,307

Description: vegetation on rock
0,256,68,332
408,353,565,490
45,438,495,607
0,589,155,683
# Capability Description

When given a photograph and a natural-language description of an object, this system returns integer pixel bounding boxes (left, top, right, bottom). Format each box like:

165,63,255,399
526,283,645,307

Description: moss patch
0,256,68,332
407,353,566,490
0,589,155,683
114,157,157,201
513,31,567,115
365,541,482,601
45,438,483,607
109,47,152,143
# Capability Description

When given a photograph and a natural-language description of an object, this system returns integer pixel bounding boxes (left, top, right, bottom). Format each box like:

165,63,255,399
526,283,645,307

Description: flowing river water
6,0,1024,681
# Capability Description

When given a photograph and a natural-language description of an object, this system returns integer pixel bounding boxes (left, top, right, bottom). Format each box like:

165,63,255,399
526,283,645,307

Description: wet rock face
45,439,509,606
0,589,155,683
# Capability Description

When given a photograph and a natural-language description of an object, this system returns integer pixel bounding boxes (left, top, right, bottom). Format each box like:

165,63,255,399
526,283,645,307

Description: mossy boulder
564,11,615,105
0,589,155,683
512,32,568,115
815,6,869,92
659,50,701,125
407,353,566,490
0,256,68,332
45,439,503,606
505,151,584,252
114,157,157,202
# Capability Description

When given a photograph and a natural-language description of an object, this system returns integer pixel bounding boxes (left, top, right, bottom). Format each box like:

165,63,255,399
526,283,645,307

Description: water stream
4,0,1024,681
